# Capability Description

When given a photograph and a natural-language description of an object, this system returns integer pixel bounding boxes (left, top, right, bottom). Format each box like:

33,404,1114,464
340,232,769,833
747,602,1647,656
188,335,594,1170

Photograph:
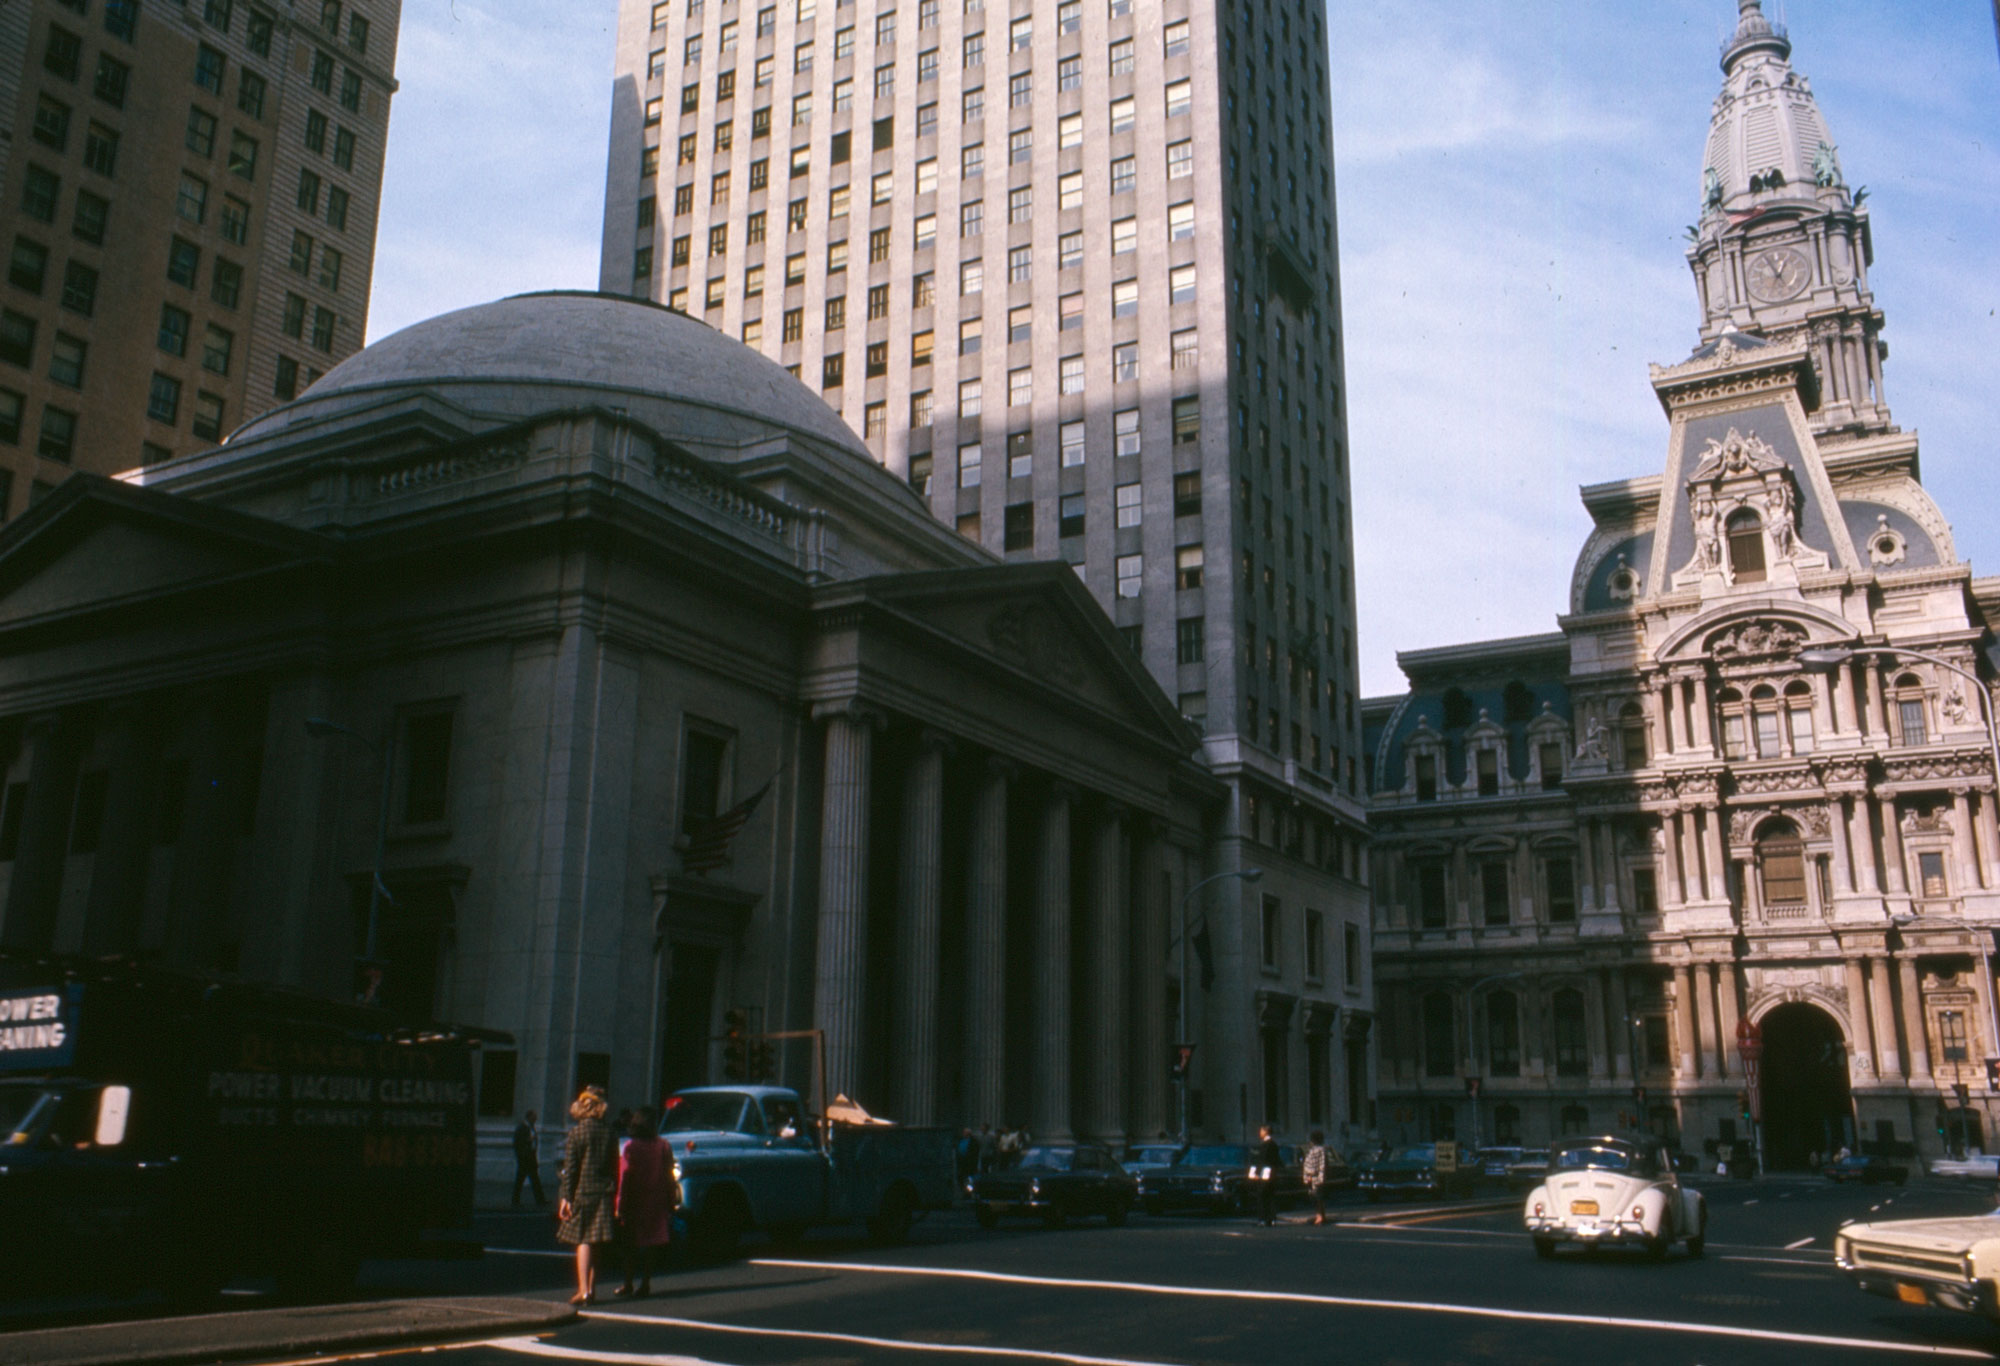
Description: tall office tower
0,0,398,504
604,0,1373,1139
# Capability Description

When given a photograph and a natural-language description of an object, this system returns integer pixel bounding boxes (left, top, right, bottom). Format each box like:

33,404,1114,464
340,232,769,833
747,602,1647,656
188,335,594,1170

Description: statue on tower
1812,141,1841,188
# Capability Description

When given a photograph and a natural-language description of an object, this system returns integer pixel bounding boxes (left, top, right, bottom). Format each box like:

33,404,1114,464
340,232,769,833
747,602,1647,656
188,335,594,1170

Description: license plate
1570,1200,1599,1216
1897,1283,1929,1306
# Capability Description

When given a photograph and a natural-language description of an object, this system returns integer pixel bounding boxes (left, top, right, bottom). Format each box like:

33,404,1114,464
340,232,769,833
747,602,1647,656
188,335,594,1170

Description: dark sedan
970,1143,1136,1229
1357,1144,1478,1201
1138,1144,1304,1215
1824,1153,1908,1185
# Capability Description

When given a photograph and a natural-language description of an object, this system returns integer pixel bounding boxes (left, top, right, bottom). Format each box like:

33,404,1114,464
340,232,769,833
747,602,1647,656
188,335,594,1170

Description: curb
0,1296,577,1366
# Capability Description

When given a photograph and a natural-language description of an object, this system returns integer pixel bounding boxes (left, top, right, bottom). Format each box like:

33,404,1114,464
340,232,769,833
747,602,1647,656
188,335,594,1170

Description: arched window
1757,817,1807,909
1784,680,1816,753
1715,686,1746,759
1891,672,1928,747
1618,701,1648,771
1726,509,1766,583
1422,991,1455,1078
1486,990,1520,1076
1551,989,1588,1077
1492,1102,1522,1144
1750,683,1782,759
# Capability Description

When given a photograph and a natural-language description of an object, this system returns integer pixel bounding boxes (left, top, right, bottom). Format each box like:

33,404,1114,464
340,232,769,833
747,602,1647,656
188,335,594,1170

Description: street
267,1177,2000,1365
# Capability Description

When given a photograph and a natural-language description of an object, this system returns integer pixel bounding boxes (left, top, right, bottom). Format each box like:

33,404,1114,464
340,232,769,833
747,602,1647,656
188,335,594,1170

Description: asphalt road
298,1175,2000,1365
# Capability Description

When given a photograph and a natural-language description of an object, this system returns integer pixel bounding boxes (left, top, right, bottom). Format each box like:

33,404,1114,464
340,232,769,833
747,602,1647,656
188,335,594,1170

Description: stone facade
599,0,1374,1150
1363,3,2000,1167
0,0,395,499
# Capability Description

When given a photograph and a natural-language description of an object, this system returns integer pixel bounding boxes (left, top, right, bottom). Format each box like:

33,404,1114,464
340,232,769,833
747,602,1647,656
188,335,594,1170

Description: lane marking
576,1314,1186,1366
486,1247,576,1260
486,1337,735,1366
1719,1254,1827,1266
748,1259,1985,1358
1332,1221,1835,1257
1786,1237,1816,1250
1744,1198,1760,1206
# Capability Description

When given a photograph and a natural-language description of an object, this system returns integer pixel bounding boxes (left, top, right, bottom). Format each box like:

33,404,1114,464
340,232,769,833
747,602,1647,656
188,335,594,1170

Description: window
195,43,226,93
963,84,984,119
958,440,981,485
1058,230,1082,271
1115,481,1141,527
1167,204,1196,244
1116,553,1142,598
48,333,85,389
0,312,31,369
782,307,803,341
1422,992,1454,1077
1006,304,1032,344
1895,675,1928,746
1174,615,1205,666
1007,366,1030,406
822,353,845,388
864,401,886,440
1111,341,1137,382
60,260,97,316
1479,860,1509,926
719,18,738,51
1631,866,1658,916
1757,818,1807,908
297,168,323,215
93,53,130,107
80,121,119,177
1619,701,1648,770
916,101,938,138
281,292,306,338
1165,78,1191,118
1939,1008,1970,1063
1546,856,1577,923
211,257,242,308
1059,354,1083,394
33,96,71,151
1009,70,1031,107
1009,15,1031,49
1551,990,1587,1077
1108,37,1134,74
1475,747,1500,797
105,0,139,41
1111,279,1137,317
228,131,259,181
1059,492,1086,538
1059,111,1082,148
1166,139,1192,178
1007,243,1031,282
400,712,455,825
201,324,233,375
158,304,191,355
148,372,183,423
958,378,981,416
957,315,982,354
1175,544,1203,590
1005,430,1032,477
348,11,370,52
1110,155,1135,194
873,62,895,98
1008,128,1031,164
1484,992,1520,1076
1058,54,1080,90
825,296,846,330
1725,509,1765,583
909,388,933,427
1003,502,1033,551
238,69,267,119
338,68,362,111
311,49,334,93
38,405,76,462
1163,19,1189,55
22,165,59,223
1538,742,1563,790
826,238,848,272
220,195,250,245
1170,328,1197,370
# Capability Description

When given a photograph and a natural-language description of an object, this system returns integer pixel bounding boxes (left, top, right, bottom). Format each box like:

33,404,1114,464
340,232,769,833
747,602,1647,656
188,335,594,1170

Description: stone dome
232,291,868,458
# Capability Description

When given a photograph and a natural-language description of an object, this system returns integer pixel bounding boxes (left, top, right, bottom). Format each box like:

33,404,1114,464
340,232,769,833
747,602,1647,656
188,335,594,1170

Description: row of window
1417,988,1598,1080
664,3,1187,69
1405,852,1582,929
0,370,79,463
1256,897,1363,989
653,0,1149,33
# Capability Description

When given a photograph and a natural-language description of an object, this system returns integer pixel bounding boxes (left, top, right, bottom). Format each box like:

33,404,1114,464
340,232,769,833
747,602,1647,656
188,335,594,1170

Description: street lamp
1798,644,2000,1077
1174,867,1262,1144
305,715,397,1006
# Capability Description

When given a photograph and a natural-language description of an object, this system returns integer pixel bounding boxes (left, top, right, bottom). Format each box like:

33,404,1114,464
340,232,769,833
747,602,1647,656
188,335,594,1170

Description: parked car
1506,1150,1550,1189
1475,1146,1525,1180
1824,1154,1909,1185
1138,1143,1304,1214
1122,1141,1186,1177
1928,1154,2000,1179
1523,1134,1707,1260
1357,1144,1477,1202
1836,1207,2000,1321
970,1142,1136,1229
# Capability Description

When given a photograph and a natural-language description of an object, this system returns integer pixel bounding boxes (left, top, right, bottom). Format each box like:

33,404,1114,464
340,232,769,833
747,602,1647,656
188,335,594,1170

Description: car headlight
1211,1174,1226,1191
1029,1179,1040,1197
1419,1169,1434,1181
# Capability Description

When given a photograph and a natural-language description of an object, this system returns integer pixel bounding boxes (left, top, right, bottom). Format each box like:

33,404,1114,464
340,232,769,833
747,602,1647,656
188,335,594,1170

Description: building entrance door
1758,1002,1853,1169
658,942,720,1100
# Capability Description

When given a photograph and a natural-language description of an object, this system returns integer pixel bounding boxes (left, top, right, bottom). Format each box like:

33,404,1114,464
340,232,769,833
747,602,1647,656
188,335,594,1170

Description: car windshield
661,1092,751,1133
1551,1141,1657,1176
1515,1151,1548,1164
0,1084,51,1144
1128,1146,1179,1164
1016,1146,1074,1171
1183,1145,1249,1167
1389,1146,1435,1162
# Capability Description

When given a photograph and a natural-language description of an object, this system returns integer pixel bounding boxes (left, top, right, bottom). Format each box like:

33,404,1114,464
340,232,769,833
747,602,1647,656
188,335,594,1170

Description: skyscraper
0,0,399,503
602,0,1373,1139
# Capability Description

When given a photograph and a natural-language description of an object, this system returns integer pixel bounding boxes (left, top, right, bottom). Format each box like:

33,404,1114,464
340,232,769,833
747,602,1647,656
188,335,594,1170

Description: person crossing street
1248,1124,1282,1227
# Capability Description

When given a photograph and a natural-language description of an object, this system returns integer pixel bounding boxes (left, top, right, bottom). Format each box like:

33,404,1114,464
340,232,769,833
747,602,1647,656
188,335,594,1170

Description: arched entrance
1759,1002,1854,1169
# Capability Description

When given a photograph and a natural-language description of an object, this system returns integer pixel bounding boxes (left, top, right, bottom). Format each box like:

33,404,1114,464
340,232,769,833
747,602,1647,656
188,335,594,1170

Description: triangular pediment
0,475,328,629
843,564,1196,754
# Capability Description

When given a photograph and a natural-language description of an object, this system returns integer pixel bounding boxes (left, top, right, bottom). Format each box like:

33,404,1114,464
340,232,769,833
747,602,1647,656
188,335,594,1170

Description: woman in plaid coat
557,1086,618,1304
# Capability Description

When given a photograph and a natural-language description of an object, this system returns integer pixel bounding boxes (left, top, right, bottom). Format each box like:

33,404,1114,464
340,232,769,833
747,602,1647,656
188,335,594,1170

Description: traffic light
1737,1090,1750,1122
1988,1058,2000,1091
1954,1082,1972,1108
749,1037,777,1081
722,1008,749,1080
1171,1044,1194,1079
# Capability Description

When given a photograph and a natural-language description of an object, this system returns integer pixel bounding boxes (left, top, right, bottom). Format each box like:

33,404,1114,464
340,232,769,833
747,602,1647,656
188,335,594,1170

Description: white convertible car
1836,1207,2000,1321
1523,1134,1707,1260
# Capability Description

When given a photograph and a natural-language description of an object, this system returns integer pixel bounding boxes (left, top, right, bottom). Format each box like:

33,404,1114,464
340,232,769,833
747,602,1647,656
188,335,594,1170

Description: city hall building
1363,3,2000,1166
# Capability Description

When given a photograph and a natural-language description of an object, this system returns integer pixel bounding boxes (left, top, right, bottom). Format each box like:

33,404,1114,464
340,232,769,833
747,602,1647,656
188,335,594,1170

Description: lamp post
305,716,396,1005
1174,866,1262,1144
1798,645,2000,1083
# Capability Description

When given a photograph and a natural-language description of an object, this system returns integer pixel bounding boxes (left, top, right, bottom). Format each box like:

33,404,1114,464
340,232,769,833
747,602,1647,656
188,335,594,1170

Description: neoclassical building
0,289,1369,1168
1364,2,2000,1166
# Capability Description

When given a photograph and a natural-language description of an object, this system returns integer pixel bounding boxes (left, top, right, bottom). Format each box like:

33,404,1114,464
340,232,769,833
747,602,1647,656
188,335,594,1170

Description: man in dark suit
513,1109,547,1206
1248,1124,1282,1227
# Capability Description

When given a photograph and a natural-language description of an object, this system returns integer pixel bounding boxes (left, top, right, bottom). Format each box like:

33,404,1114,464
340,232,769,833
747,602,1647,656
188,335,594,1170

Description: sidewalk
0,1296,574,1366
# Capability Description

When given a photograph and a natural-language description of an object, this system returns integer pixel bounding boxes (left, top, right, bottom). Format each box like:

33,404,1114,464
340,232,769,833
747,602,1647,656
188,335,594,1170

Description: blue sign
0,984,79,1071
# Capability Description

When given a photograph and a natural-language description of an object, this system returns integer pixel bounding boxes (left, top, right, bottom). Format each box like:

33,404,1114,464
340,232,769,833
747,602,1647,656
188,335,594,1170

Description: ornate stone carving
986,603,1088,686
1606,555,1642,602
1575,714,1607,761
1902,809,1951,835
1942,688,1971,726
1865,513,1908,568
1708,620,1807,661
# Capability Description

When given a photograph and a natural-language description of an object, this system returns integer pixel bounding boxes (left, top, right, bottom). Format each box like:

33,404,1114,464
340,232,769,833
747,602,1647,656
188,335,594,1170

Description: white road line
1786,1237,1816,1250
1744,1198,1760,1205
485,1338,732,1366
485,1247,576,1260
578,1314,1188,1366
1720,1254,1827,1266
749,1259,1983,1358
1330,1221,1836,1257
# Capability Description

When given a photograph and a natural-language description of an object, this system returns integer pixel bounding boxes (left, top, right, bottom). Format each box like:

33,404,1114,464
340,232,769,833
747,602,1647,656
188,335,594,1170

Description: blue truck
660,1084,957,1254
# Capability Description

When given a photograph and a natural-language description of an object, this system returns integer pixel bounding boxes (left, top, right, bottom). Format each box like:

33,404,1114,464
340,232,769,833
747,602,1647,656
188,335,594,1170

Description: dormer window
1726,509,1766,583
1891,673,1928,746
1618,701,1648,771
1414,752,1438,802
1475,748,1499,796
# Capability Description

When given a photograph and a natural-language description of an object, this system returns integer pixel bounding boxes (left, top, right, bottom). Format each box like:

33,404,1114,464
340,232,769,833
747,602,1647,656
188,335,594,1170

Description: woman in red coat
614,1106,677,1298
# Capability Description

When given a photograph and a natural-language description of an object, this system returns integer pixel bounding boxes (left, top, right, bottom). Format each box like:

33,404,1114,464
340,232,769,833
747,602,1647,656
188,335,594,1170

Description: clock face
1746,246,1812,304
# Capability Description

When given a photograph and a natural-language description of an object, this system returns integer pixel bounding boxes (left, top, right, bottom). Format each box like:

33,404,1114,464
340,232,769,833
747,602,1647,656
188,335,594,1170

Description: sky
367,2,2000,700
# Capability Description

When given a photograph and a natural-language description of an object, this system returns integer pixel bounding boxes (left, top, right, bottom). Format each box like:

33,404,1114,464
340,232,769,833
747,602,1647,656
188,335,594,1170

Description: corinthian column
812,701,881,1107
1083,803,1128,1146
1673,963,1700,1079
1129,829,1170,1139
1880,797,1908,895
963,757,1012,1127
1898,955,1932,1081
892,730,950,1125
1032,782,1075,1141
1951,789,1979,896
1868,957,1903,1078
1844,958,1875,1077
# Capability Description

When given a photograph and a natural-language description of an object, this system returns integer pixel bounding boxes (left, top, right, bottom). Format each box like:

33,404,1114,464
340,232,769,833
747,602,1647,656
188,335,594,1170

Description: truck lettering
379,1078,469,1105
208,1070,282,1099
0,1020,64,1050
288,1074,376,1102
0,993,60,1023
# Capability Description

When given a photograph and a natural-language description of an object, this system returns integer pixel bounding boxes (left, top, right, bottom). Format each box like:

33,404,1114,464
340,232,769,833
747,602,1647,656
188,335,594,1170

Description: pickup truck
661,1085,956,1256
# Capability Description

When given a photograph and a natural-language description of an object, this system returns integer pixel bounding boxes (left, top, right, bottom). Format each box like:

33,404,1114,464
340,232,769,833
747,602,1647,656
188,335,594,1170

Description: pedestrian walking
556,1086,619,1305
614,1107,676,1299
977,1123,999,1174
1302,1129,1329,1226
513,1110,547,1207
1248,1124,1282,1227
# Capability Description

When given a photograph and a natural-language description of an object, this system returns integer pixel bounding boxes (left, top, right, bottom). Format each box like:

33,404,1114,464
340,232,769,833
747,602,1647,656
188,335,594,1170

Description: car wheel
1532,1236,1557,1260
1106,1203,1128,1228
975,1205,999,1230
1643,1231,1668,1262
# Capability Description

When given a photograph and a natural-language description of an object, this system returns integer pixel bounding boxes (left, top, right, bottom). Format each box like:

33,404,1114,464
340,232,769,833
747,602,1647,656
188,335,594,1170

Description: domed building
1364,3,2000,1167
0,290,1231,1169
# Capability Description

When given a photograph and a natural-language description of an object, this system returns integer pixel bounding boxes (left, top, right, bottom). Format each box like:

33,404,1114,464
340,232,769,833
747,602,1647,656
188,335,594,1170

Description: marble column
1031,782,1074,1140
1583,971,1610,1077
1695,962,1720,1077
1879,797,1908,895
1129,829,1170,1140
1700,806,1727,903
0,711,85,953
1606,968,1632,1078
1598,823,1623,912
1825,666,1855,737
1854,797,1882,894
1662,816,1686,908
1083,804,1128,1145
1972,792,1999,891
1715,963,1741,1079
1828,797,1855,894
1577,815,1599,911
892,730,949,1125
1679,809,1703,901
1690,677,1715,750
1868,957,1904,1078
1974,943,1999,1061
1673,963,1700,1080
1844,958,1875,1077
813,701,880,1107
1663,682,1686,753
963,757,1012,1126
77,703,165,956
1951,789,1980,896
1863,663,1888,739
1897,955,1932,1081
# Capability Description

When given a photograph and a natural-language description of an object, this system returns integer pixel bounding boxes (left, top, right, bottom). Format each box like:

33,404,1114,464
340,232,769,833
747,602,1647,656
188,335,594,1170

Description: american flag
681,779,772,874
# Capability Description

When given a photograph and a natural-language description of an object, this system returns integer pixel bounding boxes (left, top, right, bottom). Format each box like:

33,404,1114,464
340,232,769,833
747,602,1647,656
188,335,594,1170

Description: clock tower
1687,0,1890,438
